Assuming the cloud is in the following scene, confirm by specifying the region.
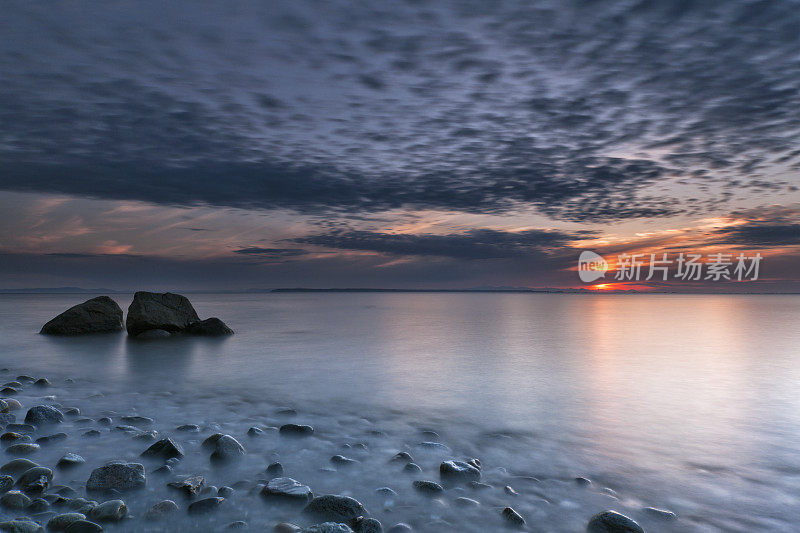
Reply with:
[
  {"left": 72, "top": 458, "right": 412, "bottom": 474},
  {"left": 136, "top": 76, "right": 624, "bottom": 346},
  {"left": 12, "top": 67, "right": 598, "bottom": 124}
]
[
  {"left": 714, "top": 224, "right": 800, "bottom": 247},
  {"left": 233, "top": 247, "right": 309, "bottom": 258},
  {"left": 0, "top": 0, "right": 798, "bottom": 223},
  {"left": 292, "top": 228, "right": 593, "bottom": 259}
]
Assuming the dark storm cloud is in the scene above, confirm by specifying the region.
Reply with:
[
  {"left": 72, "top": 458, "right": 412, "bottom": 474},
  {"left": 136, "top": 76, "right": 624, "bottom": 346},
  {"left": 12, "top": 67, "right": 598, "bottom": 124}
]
[
  {"left": 292, "top": 228, "right": 593, "bottom": 259},
  {"left": 713, "top": 224, "right": 800, "bottom": 247},
  {"left": 233, "top": 247, "right": 309, "bottom": 258},
  {"left": 0, "top": 0, "right": 798, "bottom": 222}
]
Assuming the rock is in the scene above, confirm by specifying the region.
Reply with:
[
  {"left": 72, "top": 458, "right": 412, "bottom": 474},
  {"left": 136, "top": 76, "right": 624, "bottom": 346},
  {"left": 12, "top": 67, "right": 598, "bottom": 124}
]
[
  {"left": 0, "top": 388, "right": 18, "bottom": 396},
  {"left": 390, "top": 452, "right": 412, "bottom": 463},
  {"left": 642, "top": 507, "right": 676, "bottom": 520},
  {"left": 247, "top": 427, "right": 263, "bottom": 436},
  {"left": 575, "top": 477, "right": 592, "bottom": 486},
  {"left": 0, "top": 476, "right": 12, "bottom": 493},
  {"left": 134, "top": 329, "right": 172, "bottom": 339},
  {"left": 141, "top": 438, "right": 183, "bottom": 460},
  {"left": 184, "top": 317, "right": 234, "bottom": 336},
  {"left": 0, "top": 433, "right": 29, "bottom": 443},
  {"left": 57, "top": 453, "right": 86, "bottom": 469},
  {"left": 502, "top": 507, "right": 525, "bottom": 526},
  {"left": 40, "top": 296, "right": 124, "bottom": 335},
  {"left": 225, "top": 521, "right": 248, "bottom": 529},
  {"left": 24, "top": 405, "right": 64, "bottom": 425},
  {"left": 5, "top": 443, "right": 39, "bottom": 456},
  {"left": 386, "top": 525, "right": 412, "bottom": 533},
  {"left": 88, "top": 499, "right": 127, "bottom": 522},
  {"left": 586, "top": 510, "right": 645, "bottom": 533},
  {"left": 330, "top": 455, "right": 358, "bottom": 467},
  {"left": 47, "top": 513, "right": 86, "bottom": 531},
  {"left": 261, "top": 477, "right": 313, "bottom": 501},
  {"left": 64, "top": 407, "right": 80, "bottom": 415},
  {"left": 504, "top": 485, "right": 518, "bottom": 495},
  {"left": 64, "top": 520, "right": 103, "bottom": 533},
  {"left": 266, "top": 462, "right": 284, "bottom": 478},
  {"left": 350, "top": 517, "right": 383, "bottom": 533},
  {"left": 279, "top": 424, "right": 314, "bottom": 437},
  {"left": 468, "top": 481, "right": 492, "bottom": 490},
  {"left": 275, "top": 524, "right": 302, "bottom": 533},
  {"left": 0, "top": 459, "right": 38, "bottom": 476},
  {"left": 302, "top": 524, "right": 353, "bottom": 533},
  {"left": 27, "top": 496, "right": 50, "bottom": 512},
  {"left": 439, "top": 460, "right": 480, "bottom": 483},
  {"left": 454, "top": 497, "right": 480, "bottom": 507},
  {"left": 152, "top": 465, "right": 172, "bottom": 475},
  {"left": 412, "top": 480, "right": 443, "bottom": 495},
  {"left": 16, "top": 466, "right": 53, "bottom": 494},
  {"left": 168, "top": 474, "right": 205, "bottom": 497},
  {"left": 210, "top": 435, "right": 245, "bottom": 462},
  {"left": 176, "top": 424, "right": 200, "bottom": 433},
  {"left": 0, "top": 400, "right": 8, "bottom": 414},
  {"left": 144, "top": 499, "right": 179, "bottom": 520},
  {"left": 131, "top": 429, "right": 158, "bottom": 441},
  {"left": 304, "top": 495, "right": 367, "bottom": 523},
  {"left": 120, "top": 415, "right": 154, "bottom": 426},
  {"left": 97, "top": 417, "right": 112, "bottom": 426},
  {"left": 35, "top": 432, "right": 68, "bottom": 445},
  {"left": 6, "top": 423, "right": 34, "bottom": 433},
  {"left": 0, "top": 489, "right": 31, "bottom": 508},
  {"left": 218, "top": 486, "right": 235, "bottom": 498},
  {"left": 402, "top": 463, "right": 421, "bottom": 473},
  {"left": 86, "top": 462, "right": 146, "bottom": 492},
  {"left": 201, "top": 433, "right": 224, "bottom": 450},
  {"left": 125, "top": 291, "right": 200, "bottom": 336},
  {"left": 34, "top": 378, "right": 50, "bottom": 387},
  {"left": 3, "top": 400, "right": 21, "bottom": 411},
  {"left": 0, "top": 520, "right": 44, "bottom": 533},
  {"left": 67, "top": 497, "right": 97, "bottom": 513},
  {"left": 187, "top": 497, "right": 224, "bottom": 514},
  {"left": 54, "top": 485, "right": 79, "bottom": 497},
  {"left": 374, "top": 487, "right": 396, "bottom": 497},
  {"left": 83, "top": 430, "right": 102, "bottom": 438},
  {"left": 417, "top": 442, "right": 450, "bottom": 451}
]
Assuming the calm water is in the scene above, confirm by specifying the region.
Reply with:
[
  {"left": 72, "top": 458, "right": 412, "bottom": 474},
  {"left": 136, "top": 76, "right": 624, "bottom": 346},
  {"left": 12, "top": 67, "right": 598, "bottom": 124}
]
[{"left": 0, "top": 292, "right": 799, "bottom": 531}]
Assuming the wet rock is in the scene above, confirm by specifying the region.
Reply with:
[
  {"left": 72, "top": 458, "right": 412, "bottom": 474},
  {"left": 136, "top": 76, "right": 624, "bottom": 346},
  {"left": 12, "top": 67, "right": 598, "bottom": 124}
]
[
  {"left": 261, "top": 477, "right": 312, "bottom": 501},
  {"left": 176, "top": 424, "right": 200, "bottom": 433},
  {"left": 3, "top": 400, "right": 21, "bottom": 411},
  {"left": 642, "top": 507, "right": 676, "bottom": 521},
  {"left": 44, "top": 493, "right": 68, "bottom": 506},
  {"left": 120, "top": 415, "right": 154, "bottom": 426},
  {"left": 417, "top": 442, "right": 450, "bottom": 452},
  {"left": 210, "top": 435, "right": 246, "bottom": 462},
  {"left": 586, "top": 510, "right": 645, "bottom": 533},
  {"left": 96, "top": 418, "right": 112, "bottom": 426},
  {"left": 131, "top": 429, "right": 158, "bottom": 442},
  {"left": 54, "top": 486, "right": 79, "bottom": 498},
  {"left": 225, "top": 521, "right": 248, "bottom": 529},
  {"left": 5, "top": 443, "right": 39, "bottom": 456},
  {"left": 453, "top": 497, "right": 480, "bottom": 507},
  {"left": 141, "top": 438, "right": 184, "bottom": 460},
  {"left": 35, "top": 432, "right": 67, "bottom": 445},
  {"left": 0, "top": 520, "right": 44, "bottom": 533},
  {"left": 390, "top": 452, "right": 412, "bottom": 463},
  {"left": 82, "top": 430, "right": 101, "bottom": 438},
  {"left": 40, "top": 296, "right": 124, "bottom": 335},
  {"left": 330, "top": 455, "right": 358, "bottom": 467},
  {"left": 0, "top": 388, "right": 18, "bottom": 396},
  {"left": 57, "top": 453, "right": 86, "bottom": 469},
  {"left": 0, "top": 476, "right": 12, "bottom": 493},
  {"left": 0, "top": 433, "right": 29, "bottom": 443},
  {"left": 126, "top": 291, "right": 201, "bottom": 336},
  {"left": 247, "top": 427, "right": 263, "bottom": 437},
  {"left": 385, "top": 525, "right": 412, "bottom": 533},
  {"left": 302, "top": 524, "right": 353, "bottom": 533},
  {"left": 168, "top": 474, "right": 205, "bottom": 497},
  {"left": 201, "top": 433, "right": 224, "bottom": 450},
  {"left": 184, "top": 317, "right": 234, "bottom": 336},
  {"left": 280, "top": 424, "right": 314, "bottom": 437},
  {"left": 34, "top": 378, "right": 50, "bottom": 387},
  {"left": 0, "top": 489, "right": 31, "bottom": 508},
  {"left": 575, "top": 477, "right": 592, "bottom": 486},
  {"left": 88, "top": 499, "right": 127, "bottom": 522},
  {"left": 64, "top": 407, "right": 80, "bottom": 416},
  {"left": 0, "top": 400, "right": 8, "bottom": 414},
  {"left": 187, "top": 497, "right": 224, "bottom": 514},
  {"left": 374, "top": 487, "right": 397, "bottom": 497},
  {"left": 504, "top": 485, "right": 518, "bottom": 495},
  {"left": 86, "top": 462, "right": 146, "bottom": 492},
  {"left": 412, "top": 480, "right": 443, "bottom": 495},
  {"left": 468, "top": 481, "right": 492, "bottom": 490},
  {"left": 402, "top": 463, "right": 421, "bottom": 473},
  {"left": 502, "top": 507, "right": 525, "bottom": 527},
  {"left": 304, "top": 495, "right": 367, "bottom": 523},
  {"left": 275, "top": 524, "right": 302, "bottom": 533},
  {"left": 350, "top": 517, "right": 382, "bottom": 533},
  {"left": 144, "top": 499, "right": 178, "bottom": 520},
  {"left": 28, "top": 496, "right": 50, "bottom": 512},
  {"left": 152, "top": 465, "right": 172, "bottom": 475},
  {"left": 25, "top": 406, "right": 63, "bottom": 425},
  {"left": 218, "top": 486, "right": 235, "bottom": 498},
  {"left": 266, "top": 462, "right": 284, "bottom": 478},
  {"left": 16, "top": 466, "right": 53, "bottom": 494},
  {"left": 67, "top": 497, "right": 98, "bottom": 515},
  {"left": 439, "top": 460, "right": 481, "bottom": 483},
  {"left": 47, "top": 513, "right": 86, "bottom": 531},
  {"left": 1, "top": 459, "right": 38, "bottom": 476},
  {"left": 64, "top": 520, "right": 103, "bottom": 533}
]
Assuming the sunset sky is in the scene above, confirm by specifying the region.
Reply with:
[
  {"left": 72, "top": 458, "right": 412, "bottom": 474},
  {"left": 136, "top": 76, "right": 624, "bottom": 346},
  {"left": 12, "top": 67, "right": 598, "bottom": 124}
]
[{"left": 1, "top": 1, "right": 798, "bottom": 291}]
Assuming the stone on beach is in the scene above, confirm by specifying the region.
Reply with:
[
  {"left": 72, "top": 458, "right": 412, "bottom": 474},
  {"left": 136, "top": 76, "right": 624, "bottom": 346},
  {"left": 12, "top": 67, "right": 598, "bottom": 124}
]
[
  {"left": 280, "top": 424, "right": 314, "bottom": 437},
  {"left": 144, "top": 499, "right": 179, "bottom": 520},
  {"left": 88, "top": 499, "right": 128, "bottom": 522},
  {"left": 125, "top": 291, "right": 200, "bottom": 336},
  {"left": 63, "top": 520, "right": 103, "bottom": 532},
  {"left": 642, "top": 507, "right": 676, "bottom": 520},
  {"left": 261, "top": 477, "right": 313, "bottom": 500},
  {"left": 5, "top": 442, "right": 39, "bottom": 456},
  {"left": 86, "top": 462, "right": 146, "bottom": 492},
  {"left": 0, "top": 489, "right": 31, "bottom": 508},
  {"left": 439, "top": 460, "right": 481, "bottom": 483},
  {"left": 304, "top": 494, "right": 367, "bottom": 523},
  {"left": 40, "top": 296, "right": 124, "bottom": 336},
  {"left": 501, "top": 507, "right": 526, "bottom": 527},
  {"left": 586, "top": 510, "right": 645, "bottom": 533},
  {"left": 141, "top": 438, "right": 184, "bottom": 460},
  {"left": 0, "top": 459, "right": 38, "bottom": 476},
  {"left": 187, "top": 496, "right": 225, "bottom": 514},
  {"left": 184, "top": 317, "right": 234, "bottom": 336},
  {"left": 47, "top": 513, "right": 86, "bottom": 531},
  {"left": 0, "top": 520, "right": 44, "bottom": 533},
  {"left": 57, "top": 453, "right": 86, "bottom": 469},
  {"left": 412, "top": 480, "right": 443, "bottom": 495},
  {"left": 25, "top": 405, "right": 64, "bottom": 425},
  {"left": 210, "top": 434, "right": 246, "bottom": 462},
  {"left": 168, "top": 474, "right": 205, "bottom": 497},
  {"left": 16, "top": 465, "right": 53, "bottom": 494},
  {"left": 302, "top": 524, "right": 353, "bottom": 533}
]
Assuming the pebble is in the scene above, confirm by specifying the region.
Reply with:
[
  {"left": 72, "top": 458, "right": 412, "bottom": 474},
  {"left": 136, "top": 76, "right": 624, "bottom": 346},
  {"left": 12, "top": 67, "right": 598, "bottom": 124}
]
[
  {"left": 439, "top": 460, "right": 481, "bottom": 483},
  {"left": 642, "top": 506, "right": 677, "bottom": 520},
  {"left": 57, "top": 453, "right": 86, "bottom": 469},
  {"left": 247, "top": 427, "right": 263, "bottom": 436},
  {"left": 144, "top": 499, "right": 179, "bottom": 520},
  {"left": 218, "top": 486, "right": 235, "bottom": 498},
  {"left": 34, "top": 378, "right": 50, "bottom": 387},
  {"left": 47, "top": 513, "right": 87, "bottom": 531},
  {"left": 303, "top": 494, "right": 367, "bottom": 523},
  {"left": 261, "top": 477, "right": 313, "bottom": 500},
  {"left": 64, "top": 407, "right": 81, "bottom": 416},
  {"left": 176, "top": 424, "right": 200, "bottom": 432},
  {"left": 504, "top": 485, "right": 518, "bottom": 495},
  {"left": 24, "top": 405, "right": 64, "bottom": 425},
  {"left": 4, "top": 399, "right": 22, "bottom": 411},
  {"left": 275, "top": 523, "right": 302, "bottom": 533},
  {"left": 1, "top": 458, "right": 38, "bottom": 475},
  {"left": 86, "top": 462, "right": 146, "bottom": 492},
  {"left": 454, "top": 496, "right": 480, "bottom": 507},
  {"left": 575, "top": 477, "right": 592, "bottom": 486},
  {"left": 141, "top": 438, "right": 184, "bottom": 460},
  {"left": 16, "top": 465, "right": 53, "bottom": 494},
  {"left": 6, "top": 424, "right": 35, "bottom": 433},
  {"left": 350, "top": 517, "right": 383, "bottom": 533},
  {"left": 0, "top": 433, "right": 30, "bottom": 443},
  {"left": 417, "top": 442, "right": 450, "bottom": 451},
  {"left": 5, "top": 443, "right": 40, "bottom": 456},
  {"left": 501, "top": 507, "right": 526, "bottom": 527},
  {"left": 64, "top": 520, "right": 103, "bottom": 532},
  {"left": 586, "top": 510, "right": 645, "bottom": 533},
  {"left": 412, "top": 480, "right": 443, "bottom": 495},
  {"left": 0, "top": 489, "right": 32, "bottom": 508},
  {"left": 82, "top": 430, "right": 102, "bottom": 438},
  {"left": 386, "top": 525, "right": 412, "bottom": 533},
  {"left": 390, "top": 452, "right": 412, "bottom": 463},
  {"left": 279, "top": 424, "right": 314, "bottom": 437},
  {"left": 266, "top": 462, "right": 284, "bottom": 478},
  {"left": 302, "top": 524, "right": 353, "bottom": 533},
  {"left": 168, "top": 474, "right": 205, "bottom": 497},
  {"left": 0, "top": 520, "right": 44, "bottom": 533},
  {"left": 120, "top": 415, "right": 154, "bottom": 426},
  {"left": 225, "top": 521, "right": 248, "bottom": 529},
  {"left": 187, "top": 496, "right": 225, "bottom": 514},
  {"left": 35, "top": 432, "right": 68, "bottom": 445},
  {"left": 88, "top": 499, "right": 128, "bottom": 522},
  {"left": 210, "top": 435, "right": 246, "bottom": 462},
  {"left": 96, "top": 418, "right": 112, "bottom": 426},
  {"left": 0, "top": 475, "right": 12, "bottom": 492},
  {"left": 331, "top": 455, "right": 359, "bottom": 467},
  {"left": 402, "top": 463, "right": 421, "bottom": 473}
]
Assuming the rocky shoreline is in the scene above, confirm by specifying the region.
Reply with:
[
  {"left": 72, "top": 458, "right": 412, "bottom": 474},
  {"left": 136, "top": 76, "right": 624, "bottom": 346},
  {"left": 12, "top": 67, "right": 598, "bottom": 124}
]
[{"left": 0, "top": 367, "right": 682, "bottom": 532}]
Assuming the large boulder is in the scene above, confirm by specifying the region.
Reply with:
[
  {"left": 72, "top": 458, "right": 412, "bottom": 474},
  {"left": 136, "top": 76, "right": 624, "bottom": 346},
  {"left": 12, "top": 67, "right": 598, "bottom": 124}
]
[
  {"left": 86, "top": 462, "right": 146, "bottom": 492},
  {"left": 40, "top": 296, "right": 123, "bottom": 335},
  {"left": 126, "top": 292, "right": 200, "bottom": 336}
]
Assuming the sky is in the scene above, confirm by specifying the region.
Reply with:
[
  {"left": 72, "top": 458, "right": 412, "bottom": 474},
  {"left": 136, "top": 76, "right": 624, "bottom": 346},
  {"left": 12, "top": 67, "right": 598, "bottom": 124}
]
[{"left": 1, "top": 0, "right": 799, "bottom": 292}]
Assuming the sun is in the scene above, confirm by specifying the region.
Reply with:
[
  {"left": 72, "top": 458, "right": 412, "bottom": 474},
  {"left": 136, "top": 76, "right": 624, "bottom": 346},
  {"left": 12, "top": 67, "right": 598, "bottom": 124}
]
[{"left": 593, "top": 283, "right": 611, "bottom": 290}]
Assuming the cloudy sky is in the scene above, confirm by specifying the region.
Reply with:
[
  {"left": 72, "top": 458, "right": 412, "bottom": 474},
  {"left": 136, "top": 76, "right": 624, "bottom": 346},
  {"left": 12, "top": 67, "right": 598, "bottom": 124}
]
[{"left": 1, "top": 0, "right": 798, "bottom": 291}]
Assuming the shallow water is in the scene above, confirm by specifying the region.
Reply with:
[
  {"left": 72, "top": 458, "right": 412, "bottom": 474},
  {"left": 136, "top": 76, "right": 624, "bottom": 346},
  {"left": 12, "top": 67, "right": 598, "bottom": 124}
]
[{"left": 0, "top": 293, "right": 798, "bottom": 531}]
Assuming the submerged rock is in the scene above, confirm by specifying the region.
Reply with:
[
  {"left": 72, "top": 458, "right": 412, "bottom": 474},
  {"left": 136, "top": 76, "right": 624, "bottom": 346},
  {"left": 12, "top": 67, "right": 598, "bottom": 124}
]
[
  {"left": 350, "top": 517, "right": 383, "bottom": 533},
  {"left": 304, "top": 494, "right": 367, "bottom": 523},
  {"left": 642, "top": 507, "right": 676, "bottom": 520},
  {"left": 261, "top": 477, "right": 313, "bottom": 501},
  {"left": 40, "top": 296, "right": 124, "bottom": 335},
  {"left": 86, "top": 462, "right": 146, "bottom": 492},
  {"left": 125, "top": 292, "right": 200, "bottom": 336},
  {"left": 184, "top": 317, "right": 234, "bottom": 336},
  {"left": 586, "top": 510, "right": 645, "bottom": 533},
  {"left": 5, "top": 443, "right": 39, "bottom": 456},
  {"left": 187, "top": 497, "right": 224, "bottom": 514},
  {"left": 1, "top": 459, "right": 38, "bottom": 476}
]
